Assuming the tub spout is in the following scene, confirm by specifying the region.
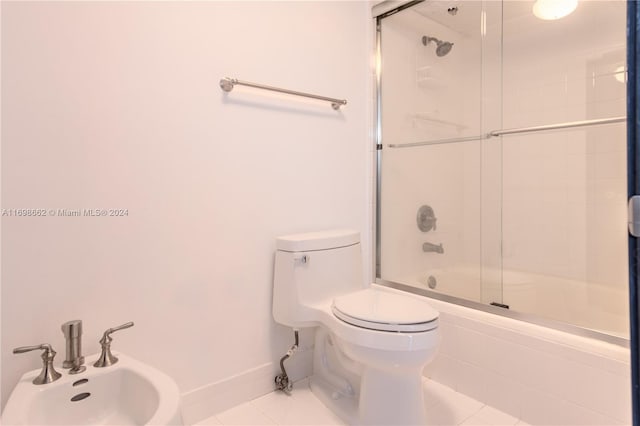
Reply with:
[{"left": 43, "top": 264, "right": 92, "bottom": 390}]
[{"left": 423, "top": 242, "right": 444, "bottom": 254}]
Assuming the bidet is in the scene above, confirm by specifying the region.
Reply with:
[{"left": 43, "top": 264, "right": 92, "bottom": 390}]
[{"left": 2, "top": 352, "right": 183, "bottom": 425}]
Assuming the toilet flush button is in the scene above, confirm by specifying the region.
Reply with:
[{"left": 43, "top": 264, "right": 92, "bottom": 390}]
[{"left": 294, "top": 254, "right": 309, "bottom": 265}]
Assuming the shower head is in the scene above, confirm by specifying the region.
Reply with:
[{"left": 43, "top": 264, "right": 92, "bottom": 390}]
[{"left": 422, "top": 35, "right": 454, "bottom": 57}]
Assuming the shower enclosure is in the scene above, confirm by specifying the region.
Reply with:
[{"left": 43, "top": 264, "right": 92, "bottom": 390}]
[{"left": 375, "top": 0, "right": 629, "bottom": 342}]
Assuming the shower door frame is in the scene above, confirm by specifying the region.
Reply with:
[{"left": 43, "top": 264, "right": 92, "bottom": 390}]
[
  {"left": 627, "top": 1, "right": 639, "bottom": 423},
  {"left": 373, "top": 0, "right": 630, "bottom": 348}
]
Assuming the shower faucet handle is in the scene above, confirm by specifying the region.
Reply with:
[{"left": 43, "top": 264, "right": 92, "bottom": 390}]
[
  {"left": 93, "top": 321, "right": 134, "bottom": 368},
  {"left": 417, "top": 205, "right": 437, "bottom": 232}
]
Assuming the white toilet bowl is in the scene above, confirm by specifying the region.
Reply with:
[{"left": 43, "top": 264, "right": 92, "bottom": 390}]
[
  {"left": 272, "top": 230, "right": 441, "bottom": 425},
  {"left": 308, "top": 287, "right": 440, "bottom": 425}
]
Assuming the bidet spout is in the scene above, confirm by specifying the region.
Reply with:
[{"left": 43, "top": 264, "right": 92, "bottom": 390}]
[{"left": 61, "top": 320, "right": 86, "bottom": 374}]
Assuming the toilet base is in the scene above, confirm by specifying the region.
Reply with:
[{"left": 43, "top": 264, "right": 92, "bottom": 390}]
[
  {"left": 359, "top": 367, "right": 426, "bottom": 425},
  {"left": 310, "top": 370, "right": 427, "bottom": 426},
  {"left": 309, "top": 327, "right": 430, "bottom": 426},
  {"left": 310, "top": 376, "right": 358, "bottom": 425}
]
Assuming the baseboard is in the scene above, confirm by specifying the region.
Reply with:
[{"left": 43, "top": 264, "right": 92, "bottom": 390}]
[{"left": 180, "top": 362, "right": 278, "bottom": 425}]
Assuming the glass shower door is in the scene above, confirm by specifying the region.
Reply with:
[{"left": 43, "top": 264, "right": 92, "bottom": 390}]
[
  {"left": 377, "top": 0, "right": 630, "bottom": 342},
  {"left": 499, "top": 0, "right": 628, "bottom": 338},
  {"left": 378, "top": 1, "right": 495, "bottom": 304}
]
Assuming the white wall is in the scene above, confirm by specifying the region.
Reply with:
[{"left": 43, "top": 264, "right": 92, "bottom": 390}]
[{"left": 0, "top": 0, "right": 372, "bottom": 414}]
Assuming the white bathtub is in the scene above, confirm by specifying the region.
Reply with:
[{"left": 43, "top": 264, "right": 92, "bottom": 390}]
[{"left": 394, "top": 266, "right": 629, "bottom": 338}]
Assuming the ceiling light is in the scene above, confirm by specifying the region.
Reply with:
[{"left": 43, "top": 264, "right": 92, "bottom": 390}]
[
  {"left": 614, "top": 66, "right": 627, "bottom": 84},
  {"left": 533, "top": 0, "right": 578, "bottom": 20}
]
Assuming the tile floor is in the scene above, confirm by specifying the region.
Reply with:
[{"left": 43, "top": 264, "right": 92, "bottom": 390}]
[{"left": 195, "top": 378, "right": 531, "bottom": 426}]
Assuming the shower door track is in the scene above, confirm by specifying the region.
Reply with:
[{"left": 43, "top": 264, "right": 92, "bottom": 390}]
[{"left": 387, "top": 115, "right": 626, "bottom": 149}]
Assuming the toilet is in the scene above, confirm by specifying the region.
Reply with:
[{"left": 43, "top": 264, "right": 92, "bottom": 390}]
[{"left": 273, "top": 229, "right": 440, "bottom": 425}]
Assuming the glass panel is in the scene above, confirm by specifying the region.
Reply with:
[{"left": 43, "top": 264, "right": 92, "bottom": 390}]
[
  {"left": 377, "top": 0, "right": 629, "bottom": 340},
  {"left": 379, "top": 1, "right": 487, "bottom": 302},
  {"left": 500, "top": 0, "right": 628, "bottom": 338}
]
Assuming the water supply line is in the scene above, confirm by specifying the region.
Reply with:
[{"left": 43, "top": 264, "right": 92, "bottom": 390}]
[{"left": 275, "top": 329, "right": 299, "bottom": 394}]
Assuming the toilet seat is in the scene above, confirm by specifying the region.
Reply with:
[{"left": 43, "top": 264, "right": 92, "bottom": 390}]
[{"left": 332, "top": 289, "right": 439, "bottom": 333}]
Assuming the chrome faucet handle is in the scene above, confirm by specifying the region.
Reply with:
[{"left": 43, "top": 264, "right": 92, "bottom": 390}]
[
  {"left": 13, "top": 344, "right": 62, "bottom": 385},
  {"left": 93, "top": 322, "right": 134, "bottom": 368}
]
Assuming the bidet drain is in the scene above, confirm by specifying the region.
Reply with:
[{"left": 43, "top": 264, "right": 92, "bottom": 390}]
[
  {"left": 70, "top": 392, "right": 91, "bottom": 402},
  {"left": 427, "top": 275, "right": 437, "bottom": 289}
]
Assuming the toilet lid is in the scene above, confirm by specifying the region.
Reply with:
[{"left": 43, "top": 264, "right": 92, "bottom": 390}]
[{"left": 332, "top": 289, "right": 439, "bottom": 333}]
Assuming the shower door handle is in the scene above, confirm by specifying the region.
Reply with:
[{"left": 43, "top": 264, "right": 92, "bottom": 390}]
[{"left": 629, "top": 196, "right": 640, "bottom": 237}]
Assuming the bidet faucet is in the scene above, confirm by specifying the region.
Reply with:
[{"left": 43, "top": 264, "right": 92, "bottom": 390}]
[
  {"left": 61, "top": 320, "right": 86, "bottom": 374},
  {"left": 423, "top": 242, "right": 444, "bottom": 254},
  {"left": 13, "top": 344, "right": 62, "bottom": 385},
  {"left": 94, "top": 321, "right": 134, "bottom": 368}
]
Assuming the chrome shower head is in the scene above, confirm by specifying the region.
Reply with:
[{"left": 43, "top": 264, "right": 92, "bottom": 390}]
[
  {"left": 422, "top": 35, "right": 454, "bottom": 57},
  {"left": 436, "top": 41, "right": 454, "bottom": 57}
]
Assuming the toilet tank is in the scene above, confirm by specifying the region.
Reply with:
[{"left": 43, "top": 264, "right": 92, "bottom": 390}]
[{"left": 273, "top": 229, "right": 364, "bottom": 328}]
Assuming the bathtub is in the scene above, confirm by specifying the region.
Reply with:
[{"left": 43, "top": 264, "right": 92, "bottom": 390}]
[{"left": 393, "top": 266, "right": 629, "bottom": 339}]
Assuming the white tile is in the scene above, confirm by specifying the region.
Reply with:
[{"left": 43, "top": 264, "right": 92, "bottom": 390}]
[
  {"left": 194, "top": 414, "right": 223, "bottom": 425},
  {"left": 215, "top": 401, "right": 277, "bottom": 426},
  {"left": 480, "top": 371, "right": 524, "bottom": 420},
  {"left": 249, "top": 389, "right": 298, "bottom": 424},
  {"left": 426, "top": 401, "right": 483, "bottom": 426},
  {"left": 277, "top": 385, "right": 346, "bottom": 425},
  {"left": 425, "top": 353, "right": 459, "bottom": 390},
  {"left": 482, "top": 337, "right": 530, "bottom": 382},
  {"left": 438, "top": 318, "right": 459, "bottom": 356},
  {"left": 519, "top": 386, "right": 613, "bottom": 426},
  {"left": 461, "top": 406, "right": 519, "bottom": 426},
  {"left": 206, "top": 377, "right": 520, "bottom": 426},
  {"left": 601, "top": 359, "right": 631, "bottom": 377},
  {"left": 452, "top": 326, "right": 489, "bottom": 367},
  {"left": 423, "top": 377, "right": 459, "bottom": 409},
  {"left": 455, "top": 361, "right": 486, "bottom": 403},
  {"left": 426, "top": 388, "right": 484, "bottom": 426},
  {"left": 245, "top": 379, "right": 346, "bottom": 426}
]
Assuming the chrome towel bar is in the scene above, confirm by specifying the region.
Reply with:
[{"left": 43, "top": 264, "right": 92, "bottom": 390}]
[{"left": 219, "top": 77, "right": 347, "bottom": 110}]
